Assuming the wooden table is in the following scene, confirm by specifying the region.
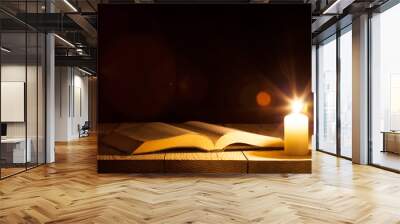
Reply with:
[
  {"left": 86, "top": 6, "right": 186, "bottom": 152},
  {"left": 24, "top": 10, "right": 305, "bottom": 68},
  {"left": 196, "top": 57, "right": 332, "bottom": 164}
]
[
  {"left": 1, "top": 138, "right": 32, "bottom": 164},
  {"left": 381, "top": 131, "right": 400, "bottom": 154},
  {"left": 97, "top": 149, "right": 312, "bottom": 174}
]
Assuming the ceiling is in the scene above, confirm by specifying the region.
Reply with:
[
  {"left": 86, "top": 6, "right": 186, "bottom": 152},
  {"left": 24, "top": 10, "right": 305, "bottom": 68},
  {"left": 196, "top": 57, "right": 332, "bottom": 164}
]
[{"left": 0, "top": 0, "right": 389, "bottom": 73}]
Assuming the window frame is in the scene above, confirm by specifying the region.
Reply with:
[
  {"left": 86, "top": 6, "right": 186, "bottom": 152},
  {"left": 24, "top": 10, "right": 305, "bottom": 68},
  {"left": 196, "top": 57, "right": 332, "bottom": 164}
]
[{"left": 315, "top": 24, "right": 353, "bottom": 160}]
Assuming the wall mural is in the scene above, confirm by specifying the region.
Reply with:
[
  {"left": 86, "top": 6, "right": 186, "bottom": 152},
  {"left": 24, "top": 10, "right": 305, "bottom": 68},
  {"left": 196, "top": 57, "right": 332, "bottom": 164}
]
[{"left": 97, "top": 4, "right": 312, "bottom": 172}]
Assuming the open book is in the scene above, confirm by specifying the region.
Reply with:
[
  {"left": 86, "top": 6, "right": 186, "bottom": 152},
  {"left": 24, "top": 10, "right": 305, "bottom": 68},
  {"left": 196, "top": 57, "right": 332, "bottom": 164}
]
[{"left": 101, "top": 121, "right": 283, "bottom": 154}]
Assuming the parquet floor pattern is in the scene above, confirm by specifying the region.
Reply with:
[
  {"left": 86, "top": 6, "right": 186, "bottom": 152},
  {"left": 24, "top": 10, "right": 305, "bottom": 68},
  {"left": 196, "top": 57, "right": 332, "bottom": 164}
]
[{"left": 1, "top": 136, "right": 400, "bottom": 223}]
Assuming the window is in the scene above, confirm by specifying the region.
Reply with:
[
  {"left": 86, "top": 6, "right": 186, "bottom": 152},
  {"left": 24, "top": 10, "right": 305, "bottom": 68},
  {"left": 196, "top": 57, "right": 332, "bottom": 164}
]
[
  {"left": 339, "top": 28, "right": 352, "bottom": 158},
  {"left": 0, "top": 1, "right": 47, "bottom": 179},
  {"left": 370, "top": 3, "right": 400, "bottom": 171},
  {"left": 316, "top": 25, "right": 353, "bottom": 159},
  {"left": 317, "top": 36, "right": 337, "bottom": 154},
  {"left": 1, "top": 29, "right": 28, "bottom": 178}
]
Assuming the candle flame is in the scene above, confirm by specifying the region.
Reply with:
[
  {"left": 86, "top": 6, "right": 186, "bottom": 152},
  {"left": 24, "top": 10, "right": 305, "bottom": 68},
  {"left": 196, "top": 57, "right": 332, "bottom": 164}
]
[{"left": 291, "top": 100, "right": 304, "bottom": 114}]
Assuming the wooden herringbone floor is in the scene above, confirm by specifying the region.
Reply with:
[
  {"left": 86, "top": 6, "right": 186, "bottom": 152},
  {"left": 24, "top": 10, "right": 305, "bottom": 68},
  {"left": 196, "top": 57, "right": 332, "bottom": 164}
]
[{"left": 1, "top": 136, "right": 400, "bottom": 224}]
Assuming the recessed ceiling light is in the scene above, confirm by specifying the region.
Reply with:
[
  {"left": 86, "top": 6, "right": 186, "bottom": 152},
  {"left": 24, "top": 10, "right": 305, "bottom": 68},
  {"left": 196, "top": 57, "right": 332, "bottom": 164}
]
[
  {"left": 77, "top": 67, "right": 94, "bottom": 76},
  {"left": 1, "top": 47, "right": 11, "bottom": 53},
  {"left": 54, "top": 34, "right": 75, "bottom": 48},
  {"left": 322, "top": 0, "right": 354, "bottom": 15},
  {"left": 63, "top": 0, "right": 78, "bottom": 12}
]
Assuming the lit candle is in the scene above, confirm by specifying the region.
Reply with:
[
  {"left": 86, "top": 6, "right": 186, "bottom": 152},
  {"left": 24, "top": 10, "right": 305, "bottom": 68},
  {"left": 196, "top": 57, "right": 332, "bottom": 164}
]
[{"left": 284, "top": 100, "right": 309, "bottom": 156}]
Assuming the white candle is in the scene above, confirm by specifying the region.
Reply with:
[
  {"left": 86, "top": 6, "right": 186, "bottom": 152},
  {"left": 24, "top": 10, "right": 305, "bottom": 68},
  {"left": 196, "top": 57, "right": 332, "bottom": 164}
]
[{"left": 284, "top": 101, "right": 309, "bottom": 156}]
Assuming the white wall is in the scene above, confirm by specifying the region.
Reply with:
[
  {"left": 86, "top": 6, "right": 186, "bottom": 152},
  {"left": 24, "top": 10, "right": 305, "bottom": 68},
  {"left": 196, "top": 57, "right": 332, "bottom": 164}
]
[
  {"left": 1, "top": 63, "right": 46, "bottom": 164},
  {"left": 55, "top": 66, "right": 71, "bottom": 141},
  {"left": 1, "top": 64, "right": 26, "bottom": 125},
  {"left": 1, "top": 65, "right": 26, "bottom": 140},
  {"left": 1, "top": 65, "right": 41, "bottom": 138},
  {"left": 55, "top": 66, "right": 89, "bottom": 141},
  {"left": 73, "top": 73, "right": 89, "bottom": 137}
]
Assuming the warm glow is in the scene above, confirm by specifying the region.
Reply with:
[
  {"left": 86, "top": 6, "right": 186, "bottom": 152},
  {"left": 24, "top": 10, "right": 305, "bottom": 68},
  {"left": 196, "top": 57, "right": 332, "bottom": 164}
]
[
  {"left": 285, "top": 100, "right": 309, "bottom": 156},
  {"left": 291, "top": 100, "right": 304, "bottom": 113},
  {"left": 256, "top": 91, "right": 272, "bottom": 107},
  {"left": 284, "top": 112, "right": 309, "bottom": 156}
]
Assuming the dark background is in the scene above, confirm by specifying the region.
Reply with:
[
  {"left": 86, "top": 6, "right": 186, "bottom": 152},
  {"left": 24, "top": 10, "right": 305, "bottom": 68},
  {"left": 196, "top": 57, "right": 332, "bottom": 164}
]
[{"left": 98, "top": 4, "right": 312, "bottom": 124}]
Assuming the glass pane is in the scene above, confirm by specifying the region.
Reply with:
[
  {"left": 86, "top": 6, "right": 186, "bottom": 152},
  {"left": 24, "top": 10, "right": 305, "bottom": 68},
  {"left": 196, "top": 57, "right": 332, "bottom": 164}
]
[
  {"left": 0, "top": 1, "right": 46, "bottom": 178},
  {"left": 27, "top": 31, "right": 38, "bottom": 169},
  {"left": 371, "top": 4, "right": 400, "bottom": 171},
  {"left": 38, "top": 32, "right": 46, "bottom": 165},
  {"left": 317, "top": 36, "right": 337, "bottom": 154},
  {"left": 339, "top": 29, "right": 352, "bottom": 158},
  {"left": 1, "top": 31, "right": 28, "bottom": 177},
  {"left": 26, "top": 0, "right": 39, "bottom": 169}
]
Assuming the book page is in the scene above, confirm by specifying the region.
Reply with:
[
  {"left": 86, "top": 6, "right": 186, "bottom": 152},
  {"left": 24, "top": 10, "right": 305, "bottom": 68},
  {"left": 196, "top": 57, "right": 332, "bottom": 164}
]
[
  {"left": 176, "top": 121, "right": 236, "bottom": 144},
  {"left": 181, "top": 121, "right": 283, "bottom": 149},
  {"left": 102, "top": 122, "right": 214, "bottom": 154}
]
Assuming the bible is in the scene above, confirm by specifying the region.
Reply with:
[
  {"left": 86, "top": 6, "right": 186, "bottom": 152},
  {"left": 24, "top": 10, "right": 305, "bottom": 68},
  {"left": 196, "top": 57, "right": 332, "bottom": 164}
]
[{"left": 101, "top": 121, "right": 283, "bottom": 155}]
